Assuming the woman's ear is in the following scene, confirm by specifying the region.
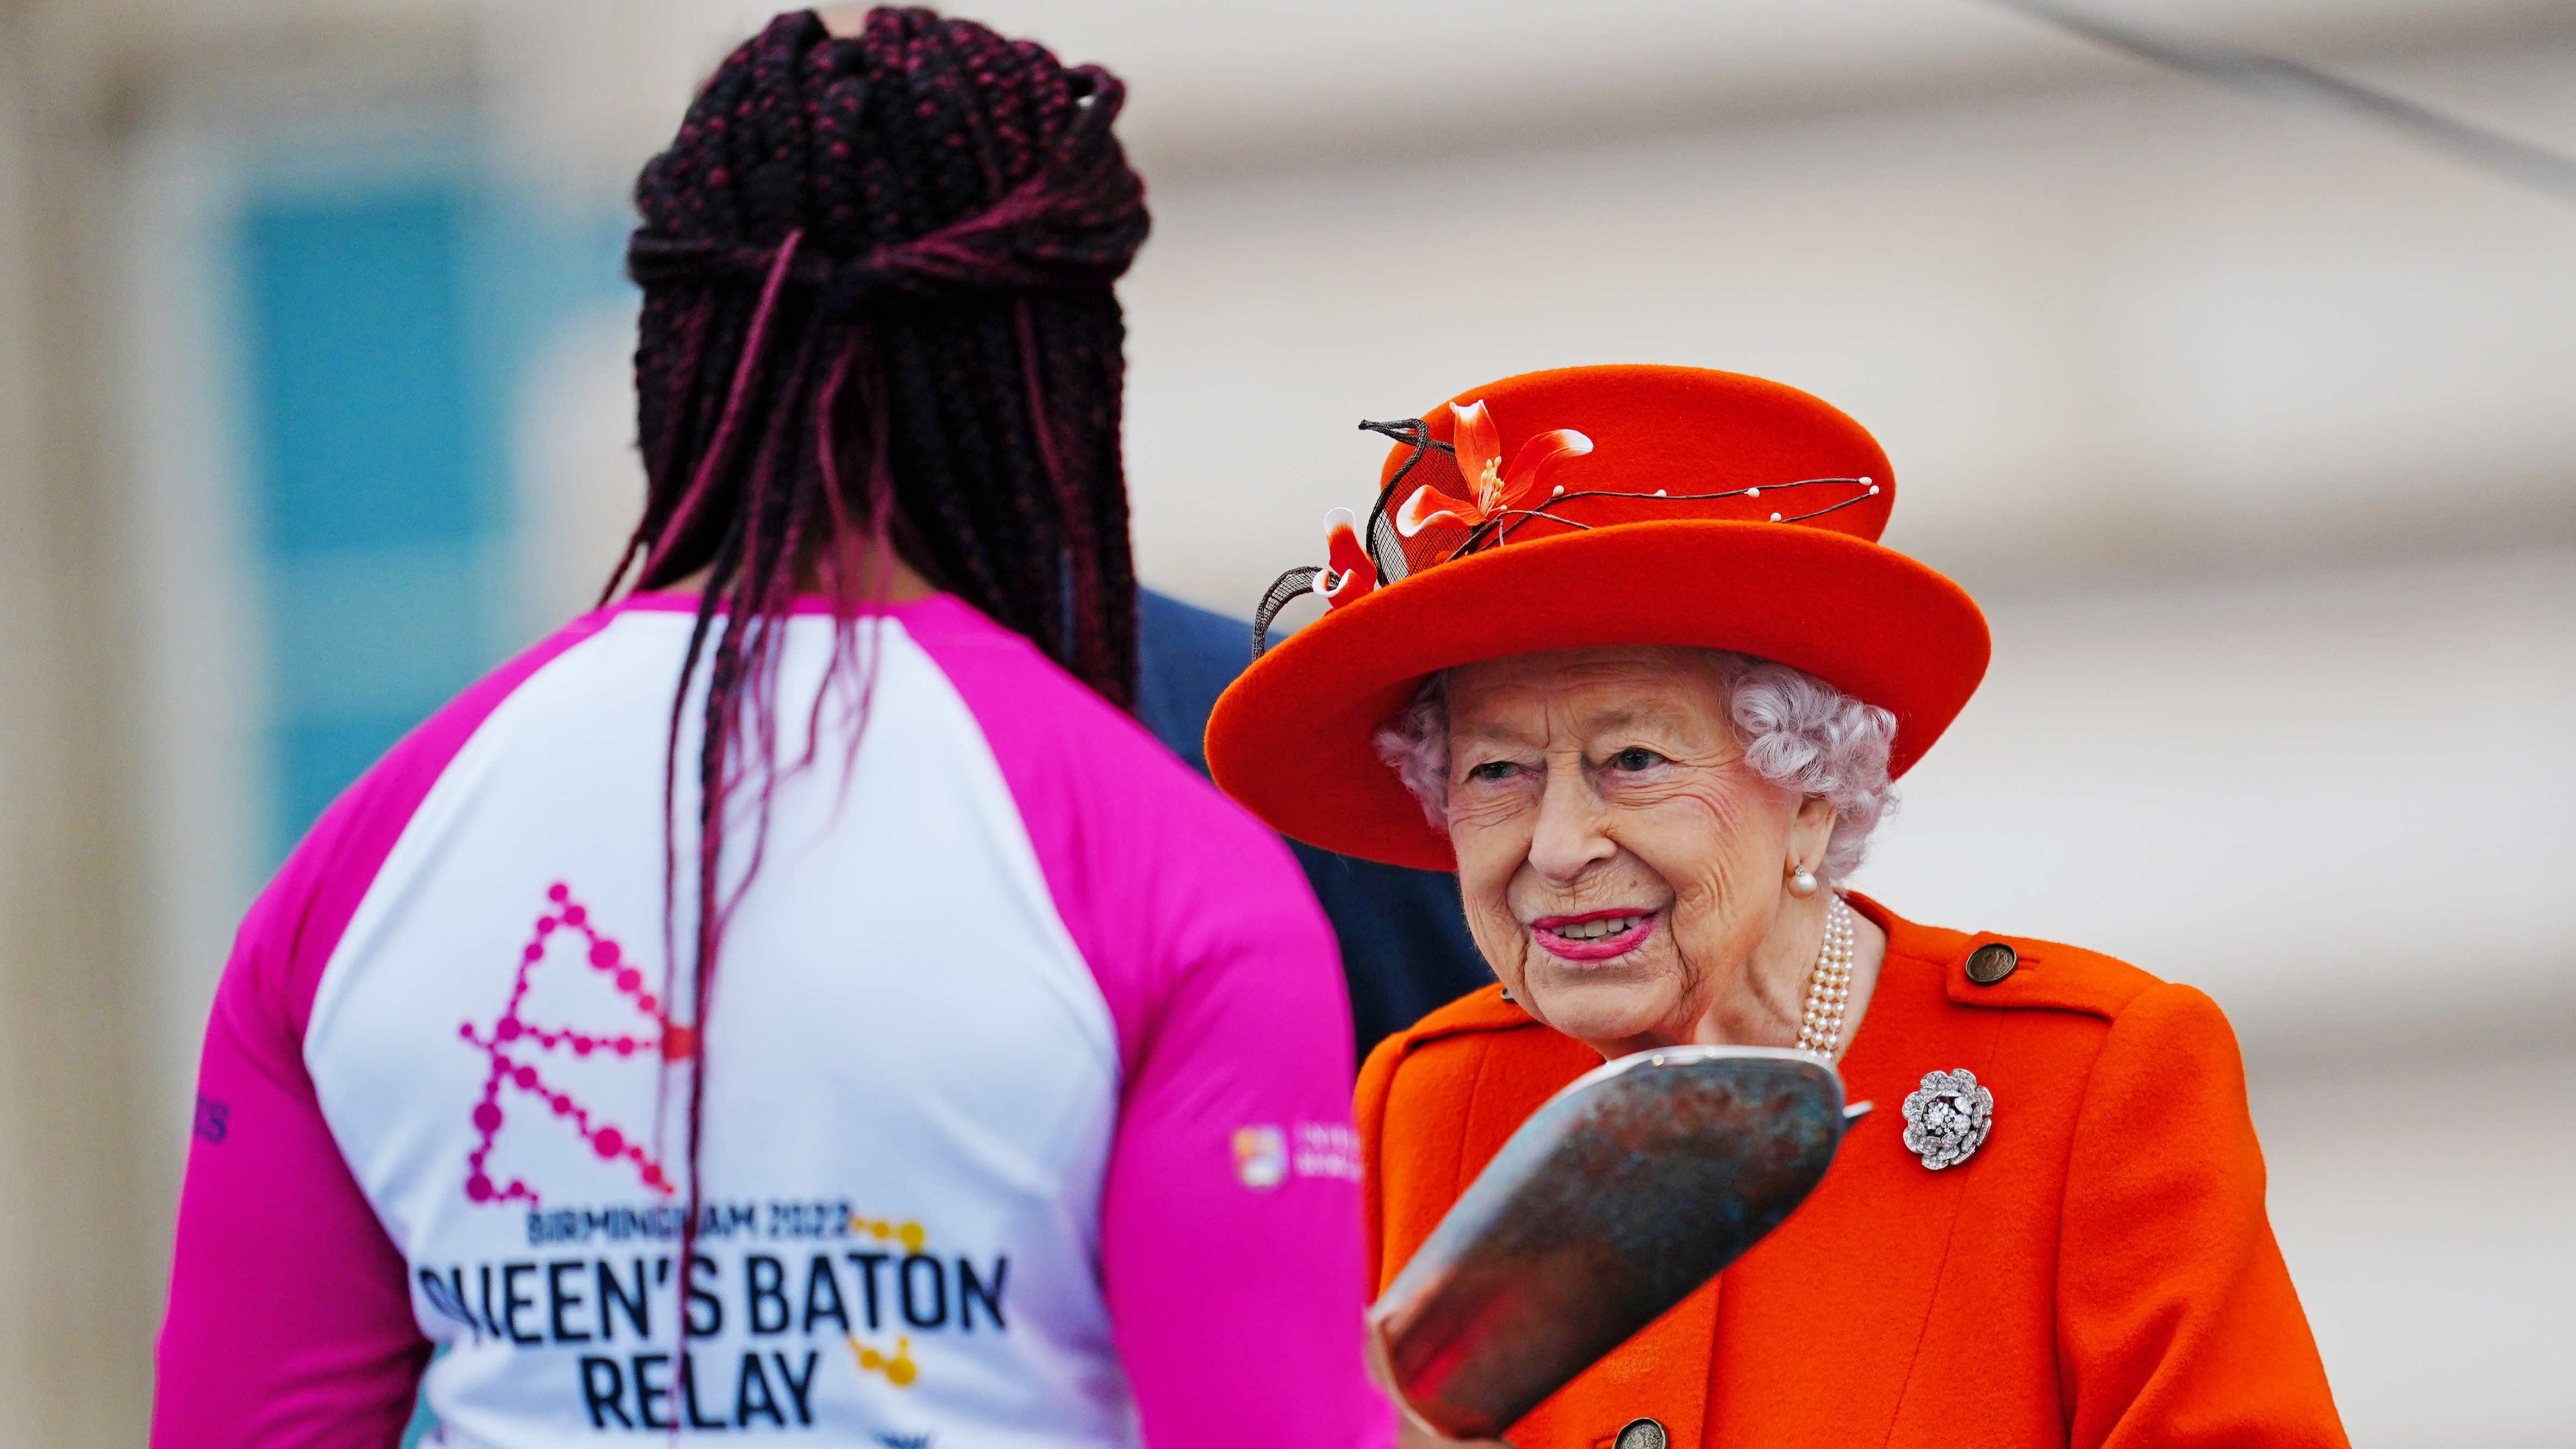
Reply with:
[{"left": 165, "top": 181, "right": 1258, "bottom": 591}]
[{"left": 1789, "top": 795, "right": 1837, "bottom": 874}]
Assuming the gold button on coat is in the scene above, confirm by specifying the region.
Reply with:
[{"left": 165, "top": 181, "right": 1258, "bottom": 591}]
[
  {"left": 1614, "top": 1419, "right": 1669, "bottom": 1449},
  {"left": 1965, "top": 942, "right": 2017, "bottom": 985}
]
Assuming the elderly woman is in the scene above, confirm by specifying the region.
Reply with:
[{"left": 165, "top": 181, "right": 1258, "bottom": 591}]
[{"left": 1207, "top": 366, "right": 2347, "bottom": 1449}]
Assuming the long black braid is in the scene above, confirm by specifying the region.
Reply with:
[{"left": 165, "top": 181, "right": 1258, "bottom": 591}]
[{"left": 602, "top": 6, "right": 1148, "bottom": 1359}]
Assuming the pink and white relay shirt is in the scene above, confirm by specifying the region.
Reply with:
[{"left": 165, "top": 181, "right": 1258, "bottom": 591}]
[{"left": 155, "top": 594, "right": 1390, "bottom": 1449}]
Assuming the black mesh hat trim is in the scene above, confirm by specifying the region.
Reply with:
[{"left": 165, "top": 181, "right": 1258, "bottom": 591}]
[
  {"left": 1251, "top": 566, "right": 1324, "bottom": 658},
  {"left": 1355, "top": 419, "right": 1454, "bottom": 584}
]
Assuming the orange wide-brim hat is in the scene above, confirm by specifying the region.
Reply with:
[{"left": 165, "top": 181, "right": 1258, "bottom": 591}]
[{"left": 1206, "top": 364, "right": 1990, "bottom": 872}]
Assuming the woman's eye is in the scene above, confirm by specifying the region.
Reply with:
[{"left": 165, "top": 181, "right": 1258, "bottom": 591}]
[
  {"left": 1610, "top": 747, "right": 1664, "bottom": 772},
  {"left": 1465, "top": 760, "right": 1520, "bottom": 782}
]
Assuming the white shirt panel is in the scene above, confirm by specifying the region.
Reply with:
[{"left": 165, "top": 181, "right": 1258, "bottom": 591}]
[{"left": 304, "top": 612, "right": 1132, "bottom": 1447}]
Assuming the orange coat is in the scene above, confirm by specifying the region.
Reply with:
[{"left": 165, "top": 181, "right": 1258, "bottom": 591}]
[{"left": 1356, "top": 895, "right": 2348, "bottom": 1449}]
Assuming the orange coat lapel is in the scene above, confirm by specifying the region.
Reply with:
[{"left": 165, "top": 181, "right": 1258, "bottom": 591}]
[{"left": 1702, "top": 914, "right": 1998, "bottom": 1445}]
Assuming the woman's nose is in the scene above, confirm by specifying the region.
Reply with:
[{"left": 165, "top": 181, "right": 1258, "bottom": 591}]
[{"left": 1526, "top": 761, "right": 1614, "bottom": 882}]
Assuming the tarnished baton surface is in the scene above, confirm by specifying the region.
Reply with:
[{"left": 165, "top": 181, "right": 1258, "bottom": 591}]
[{"left": 1370, "top": 1047, "right": 1855, "bottom": 1440}]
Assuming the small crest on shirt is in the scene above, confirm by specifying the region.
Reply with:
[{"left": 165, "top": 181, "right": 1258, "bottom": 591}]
[
  {"left": 1234, "top": 1121, "right": 1362, "bottom": 1190},
  {"left": 1233, "top": 1125, "right": 1289, "bottom": 1189}
]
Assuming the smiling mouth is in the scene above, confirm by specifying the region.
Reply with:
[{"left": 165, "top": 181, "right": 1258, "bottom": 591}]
[
  {"left": 1545, "top": 915, "right": 1646, "bottom": 941},
  {"left": 1529, "top": 910, "right": 1659, "bottom": 960}
]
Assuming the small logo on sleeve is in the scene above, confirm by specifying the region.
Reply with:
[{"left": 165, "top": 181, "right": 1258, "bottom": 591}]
[
  {"left": 1233, "top": 1122, "right": 1361, "bottom": 1189},
  {"left": 1233, "top": 1126, "right": 1289, "bottom": 1189}
]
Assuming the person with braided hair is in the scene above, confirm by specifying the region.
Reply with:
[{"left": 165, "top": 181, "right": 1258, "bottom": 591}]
[{"left": 154, "top": 10, "right": 1388, "bottom": 1446}]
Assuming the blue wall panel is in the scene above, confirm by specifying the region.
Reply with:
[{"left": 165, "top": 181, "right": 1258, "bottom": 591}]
[
  {"left": 236, "top": 152, "right": 635, "bottom": 865},
  {"left": 241, "top": 185, "right": 491, "bottom": 854},
  {"left": 228, "top": 158, "right": 634, "bottom": 1443},
  {"left": 244, "top": 194, "right": 482, "bottom": 554}
]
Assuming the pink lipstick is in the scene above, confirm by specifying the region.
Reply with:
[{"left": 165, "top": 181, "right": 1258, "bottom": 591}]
[{"left": 1528, "top": 907, "right": 1659, "bottom": 962}]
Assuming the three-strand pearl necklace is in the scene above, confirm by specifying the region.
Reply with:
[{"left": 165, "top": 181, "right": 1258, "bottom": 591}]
[{"left": 1795, "top": 893, "right": 1857, "bottom": 1060}]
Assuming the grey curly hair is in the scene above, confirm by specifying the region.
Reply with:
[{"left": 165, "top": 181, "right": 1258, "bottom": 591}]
[{"left": 1371, "top": 651, "right": 1900, "bottom": 881}]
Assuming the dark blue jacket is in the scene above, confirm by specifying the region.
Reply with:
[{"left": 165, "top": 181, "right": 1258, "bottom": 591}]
[{"left": 1134, "top": 590, "right": 1492, "bottom": 1061}]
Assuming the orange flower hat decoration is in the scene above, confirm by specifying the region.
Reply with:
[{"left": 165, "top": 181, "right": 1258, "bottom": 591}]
[
  {"left": 1213, "top": 364, "right": 1993, "bottom": 871},
  {"left": 1392, "top": 401, "right": 1593, "bottom": 543}
]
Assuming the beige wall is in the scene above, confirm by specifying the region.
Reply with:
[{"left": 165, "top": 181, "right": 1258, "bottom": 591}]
[{"left": 0, "top": 6, "right": 155, "bottom": 1442}]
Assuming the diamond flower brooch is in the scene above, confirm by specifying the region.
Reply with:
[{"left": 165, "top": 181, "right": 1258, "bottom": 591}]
[{"left": 1900, "top": 1068, "right": 1994, "bottom": 1170}]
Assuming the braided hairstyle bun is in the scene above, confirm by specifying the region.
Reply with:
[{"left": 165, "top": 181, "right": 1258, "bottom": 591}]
[
  {"left": 609, "top": 8, "right": 1149, "bottom": 1328},
  {"left": 618, "top": 5, "right": 1149, "bottom": 697}
]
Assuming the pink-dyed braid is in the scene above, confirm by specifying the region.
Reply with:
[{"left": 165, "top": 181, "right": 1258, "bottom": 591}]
[{"left": 605, "top": 8, "right": 1150, "bottom": 1378}]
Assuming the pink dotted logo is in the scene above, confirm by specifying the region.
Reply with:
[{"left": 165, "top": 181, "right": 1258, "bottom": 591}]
[{"left": 457, "top": 883, "right": 685, "bottom": 1207}]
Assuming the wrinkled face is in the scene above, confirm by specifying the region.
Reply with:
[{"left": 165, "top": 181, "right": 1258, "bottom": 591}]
[{"left": 1444, "top": 645, "right": 1825, "bottom": 1056}]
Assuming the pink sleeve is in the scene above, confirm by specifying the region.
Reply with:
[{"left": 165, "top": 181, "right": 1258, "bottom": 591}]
[
  {"left": 153, "top": 611, "right": 614, "bottom": 1448},
  {"left": 153, "top": 888, "right": 431, "bottom": 1447},
  {"left": 909, "top": 599, "right": 1393, "bottom": 1449},
  {"left": 1093, "top": 850, "right": 1394, "bottom": 1449}
]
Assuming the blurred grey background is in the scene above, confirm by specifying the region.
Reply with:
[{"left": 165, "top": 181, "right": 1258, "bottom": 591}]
[{"left": 1, "top": 0, "right": 2570, "bottom": 1442}]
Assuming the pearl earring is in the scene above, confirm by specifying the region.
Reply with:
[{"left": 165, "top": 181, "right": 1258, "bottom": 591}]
[{"left": 1789, "top": 865, "right": 1820, "bottom": 898}]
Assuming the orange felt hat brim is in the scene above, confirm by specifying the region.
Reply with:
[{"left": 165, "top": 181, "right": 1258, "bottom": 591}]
[{"left": 1205, "top": 520, "right": 1990, "bottom": 872}]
